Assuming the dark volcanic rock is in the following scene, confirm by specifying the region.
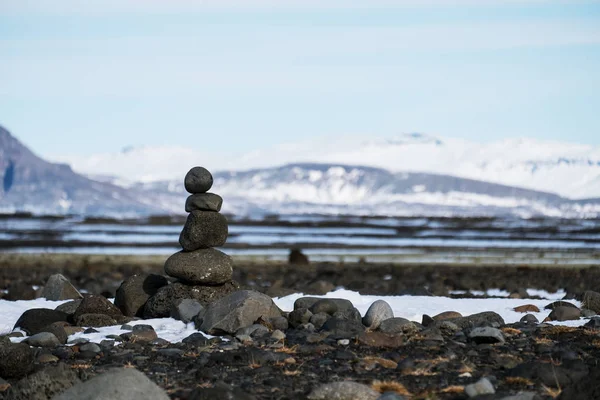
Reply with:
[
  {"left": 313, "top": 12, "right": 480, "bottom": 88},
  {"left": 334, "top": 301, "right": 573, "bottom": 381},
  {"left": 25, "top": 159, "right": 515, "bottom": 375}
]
[
  {"left": 52, "top": 368, "right": 170, "bottom": 400},
  {"left": 185, "top": 193, "right": 223, "bottom": 212},
  {"left": 321, "top": 318, "right": 365, "bottom": 339},
  {"left": 582, "top": 290, "right": 600, "bottom": 313},
  {"left": 55, "top": 300, "right": 82, "bottom": 316},
  {"left": 508, "top": 360, "right": 589, "bottom": 388},
  {"left": 4, "top": 363, "right": 80, "bottom": 400},
  {"left": 41, "top": 274, "right": 82, "bottom": 301},
  {"left": 40, "top": 322, "right": 69, "bottom": 345},
  {"left": 310, "top": 298, "right": 355, "bottom": 315},
  {"left": 184, "top": 166, "right": 213, "bottom": 194},
  {"left": 14, "top": 308, "right": 69, "bottom": 335},
  {"left": 144, "top": 281, "right": 238, "bottom": 319},
  {"left": 114, "top": 274, "right": 169, "bottom": 317},
  {"left": 544, "top": 301, "right": 579, "bottom": 310},
  {"left": 164, "top": 249, "right": 233, "bottom": 284},
  {"left": 73, "top": 295, "right": 123, "bottom": 321},
  {"left": 75, "top": 313, "right": 118, "bottom": 327},
  {"left": 0, "top": 342, "right": 34, "bottom": 379},
  {"left": 378, "top": 318, "right": 418, "bottom": 335},
  {"left": 548, "top": 306, "right": 581, "bottom": 321},
  {"left": 198, "top": 290, "right": 282, "bottom": 335},
  {"left": 559, "top": 367, "right": 600, "bottom": 400},
  {"left": 444, "top": 311, "right": 505, "bottom": 330},
  {"left": 179, "top": 211, "right": 228, "bottom": 251}
]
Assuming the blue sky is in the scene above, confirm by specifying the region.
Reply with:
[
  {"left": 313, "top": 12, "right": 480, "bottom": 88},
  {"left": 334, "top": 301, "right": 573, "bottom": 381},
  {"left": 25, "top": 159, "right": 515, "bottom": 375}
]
[{"left": 1, "top": 0, "right": 599, "bottom": 158}]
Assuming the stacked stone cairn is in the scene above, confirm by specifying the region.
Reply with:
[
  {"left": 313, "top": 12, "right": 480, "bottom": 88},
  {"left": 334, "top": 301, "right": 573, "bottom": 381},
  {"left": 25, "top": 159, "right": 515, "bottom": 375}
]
[{"left": 141, "top": 166, "right": 239, "bottom": 319}]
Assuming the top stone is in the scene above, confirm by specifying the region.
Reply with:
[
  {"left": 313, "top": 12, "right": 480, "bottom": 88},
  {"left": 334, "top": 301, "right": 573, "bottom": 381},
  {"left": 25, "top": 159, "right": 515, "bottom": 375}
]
[{"left": 184, "top": 166, "right": 213, "bottom": 194}]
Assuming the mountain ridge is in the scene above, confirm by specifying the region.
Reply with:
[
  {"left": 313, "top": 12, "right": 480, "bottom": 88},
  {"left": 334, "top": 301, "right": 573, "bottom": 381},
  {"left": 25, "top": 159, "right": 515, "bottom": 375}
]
[{"left": 54, "top": 132, "right": 600, "bottom": 199}]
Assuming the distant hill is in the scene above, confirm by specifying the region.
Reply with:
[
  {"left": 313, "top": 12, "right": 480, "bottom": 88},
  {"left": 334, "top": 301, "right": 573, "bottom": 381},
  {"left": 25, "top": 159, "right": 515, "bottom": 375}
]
[{"left": 0, "top": 125, "right": 163, "bottom": 215}]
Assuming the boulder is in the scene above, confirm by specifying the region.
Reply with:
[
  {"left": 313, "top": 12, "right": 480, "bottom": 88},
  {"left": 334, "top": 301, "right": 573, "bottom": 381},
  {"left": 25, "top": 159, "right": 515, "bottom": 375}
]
[
  {"left": 25, "top": 332, "right": 62, "bottom": 348},
  {"left": 73, "top": 295, "right": 123, "bottom": 321},
  {"left": 164, "top": 249, "right": 233, "bottom": 285},
  {"left": 75, "top": 314, "right": 118, "bottom": 327},
  {"left": 41, "top": 274, "right": 82, "bottom": 301},
  {"left": 198, "top": 290, "right": 282, "bottom": 335},
  {"left": 582, "top": 290, "right": 600, "bottom": 314},
  {"left": 468, "top": 327, "right": 505, "bottom": 344},
  {"left": 14, "top": 308, "right": 69, "bottom": 335},
  {"left": 378, "top": 318, "right": 418, "bottom": 335},
  {"left": 4, "top": 363, "right": 80, "bottom": 400},
  {"left": 51, "top": 368, "right": 170, "bottom": 400},
  {"left": 114, "top": 274, "right": 168, "bottom": 317},
  {"left": 288, "top": 248, "right": 309, "bottom": 264},
  {"left": 548, "top": 306, "right": 581, "bottom": 321},
  {"left": 0, "top": 342, "right": 34, "bottom": 379},
  {"left": 144, "top": 281, "right": 238, "bottom": 319},
  {"left": 179, "top": 211, "right": 228, "bottom": 251}
]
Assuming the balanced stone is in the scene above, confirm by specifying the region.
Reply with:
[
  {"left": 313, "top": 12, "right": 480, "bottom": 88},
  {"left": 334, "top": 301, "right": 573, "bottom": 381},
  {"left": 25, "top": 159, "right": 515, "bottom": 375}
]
[
  {"left": 179, "top": 210, "right": 228, "bottom": 251},
  {"left": 185, "top": 193, "right": 223, "bottom": 212},
  {"left": 184, "top": 166, "right": 213, "bottom": 194},
  {"left": 165, "top": 248, "right": 233, "bottom": 284}
]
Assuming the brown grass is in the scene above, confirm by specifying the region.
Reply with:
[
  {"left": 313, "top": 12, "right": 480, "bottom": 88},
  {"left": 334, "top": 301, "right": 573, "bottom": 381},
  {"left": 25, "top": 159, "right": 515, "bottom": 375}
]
[
  {"left": 501, "top": 327, "right": 522, "bottom": 336},
  {"left": 372, "top": 380, "right": 411, "bottom": 396},
  {"left": 542, "top": 326, "right": 578, "bottom": 335},
  {"left": 0, "top": 383, "right": 11, "bottom": 392},
  {"left": 440, "top": 385, "right": 464, "bottom": 394},
  {"left": 405, "top": 367, "right": 438, "bottom": 376},
  {"left": 70, "top": 363, "right": 93, "bottom": 369},
  {"left": 534, "top": 337, "right": 554, "bottom": 345},
  {"left": 283, "top": 369, "right": 302, "bottom": 376},
  {"left": 362, "top": 356, "right": 398, "bottom": 369},
  {"left": 275, "top": 344, "right": 299, "bottom": 354},
  {"left": 248, "top": 362, "right": 261, "bottom": 369},
  {"left": 458, "top": 364, "right": 474, "bottom": 374},
  {"left": 505, "top": 376, "right": 535, "bottom": 386}
]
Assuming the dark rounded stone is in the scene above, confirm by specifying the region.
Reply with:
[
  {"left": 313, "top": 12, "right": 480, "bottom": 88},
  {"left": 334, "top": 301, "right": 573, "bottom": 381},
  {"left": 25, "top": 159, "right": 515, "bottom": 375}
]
[
  {"left": 0, "top": 342, "right": 34, "bottom": 379},
  {"left": 164, "top": 249, "right": 233, "bottom": 284},
  {"left": 143, "top": 281, "right": 239, "bottom": 319},
  {"left": 40, "top": 321, "right": 69, "bottom": 344},
  {"left": 14, "top": 308, "right": 69, "bottom": 335},
  {"left": 544, "top": 300, "right": 579, "bottom": 310},
  {"left": 320, "top": 318, "right": 365, "bottom": 340},
  {"left": 73, "top": 295, "right": 123, "bottom": 321},
  {"left": 185, "top": 193, "right": 223, "bottom": 212},
  {"left": 310, "top": 298, "right": 355, "bottom": 315},
  {"left": 184, "top": 166, "right": 213, "bottom": 194},
  {"left": 179, "top": 211, "right": 228, "bottom": 251},
  {"left": 548, "top": 306, "right": 581, "bottom": 321},
  {"left": 114, "top": 274, "right": 169, "bottom": 317},
  {"left": 55, "top": 300, "right": 82, "bottom": 315},
  {"left": 75, "top": 313, "right": 118, "bottom": 327}
]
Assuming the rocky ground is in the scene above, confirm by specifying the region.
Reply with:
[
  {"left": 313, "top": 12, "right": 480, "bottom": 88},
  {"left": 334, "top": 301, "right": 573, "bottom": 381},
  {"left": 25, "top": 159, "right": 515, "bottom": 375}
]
[{"left": 1, "top": 254, "right": 600, "bottom": 399}]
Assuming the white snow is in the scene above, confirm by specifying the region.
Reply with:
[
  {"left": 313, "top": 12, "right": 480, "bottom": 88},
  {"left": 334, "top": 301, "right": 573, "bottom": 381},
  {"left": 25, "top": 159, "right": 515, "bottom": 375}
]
[
  {"left": 54, "top": 133, "right": 600, "bottom": 199},
  {"left": 0, "top": 288, "right": 587, "bottom": 345}
]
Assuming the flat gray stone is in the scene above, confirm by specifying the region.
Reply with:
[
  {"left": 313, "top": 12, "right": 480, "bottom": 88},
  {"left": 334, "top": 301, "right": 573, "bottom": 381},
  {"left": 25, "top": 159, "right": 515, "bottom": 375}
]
[
  {"left": 170, "top": 299, "right": 205, "bottom": 323},
  {"left": 51, "top": 368, "right": 169, "bottom": 400},
  {"left": 185, "top": 193, "right": 223, "bottom": 212},
  {"left": 179, "top": 211, "right": 228, "bottom": 251},
  {"left": 184, "top": 166, "right": 213, "bottom": 194},
  {"left": 468, "top": 327, "right": 505, "bottom": 344},
  {"left": 164, "top": 249, "right": 232, "bottom": 284},
  {"left": 362, "top": 300, "right": 394, "bottom": 329},
  {"left": 199, "top": 290, "right": 282, "bottom": 335},
  {"left": 42, "top": 274, "right": 82, "bottom": 301},
  {"left": 26, "top": 332, "right": 61, "bottom": 348}
]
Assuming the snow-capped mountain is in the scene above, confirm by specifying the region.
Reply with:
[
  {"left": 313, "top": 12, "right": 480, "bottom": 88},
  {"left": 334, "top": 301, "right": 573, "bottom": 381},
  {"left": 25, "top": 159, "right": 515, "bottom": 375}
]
[
  {"left": 3, "top": 125, "right": 600, "bottom": 217},
  {"left": 55, "top": 133, "right": 600, "bottom": 199},
  {"left": 132, "top": 163, "right": 600, "bottom": 218}
]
